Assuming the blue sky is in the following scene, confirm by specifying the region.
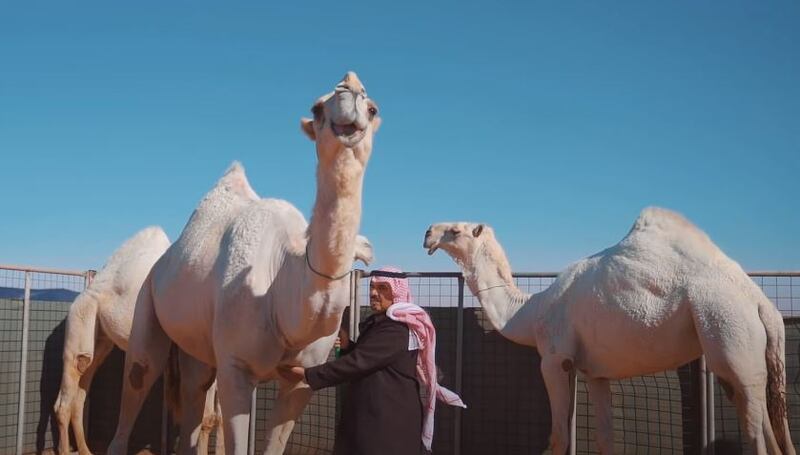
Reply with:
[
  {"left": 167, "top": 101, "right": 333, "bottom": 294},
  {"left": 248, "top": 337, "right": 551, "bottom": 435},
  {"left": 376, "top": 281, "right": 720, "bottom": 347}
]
[{"left": 1, "top": 1, "right": 798, "bottom": 273}]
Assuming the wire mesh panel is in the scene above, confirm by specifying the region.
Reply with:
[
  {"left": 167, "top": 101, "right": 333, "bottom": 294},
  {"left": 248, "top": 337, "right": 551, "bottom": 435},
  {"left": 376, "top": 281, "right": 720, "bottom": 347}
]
[
  {"left": 2, "top": 263, "right": 798, "bottom": 455},
  {"left": 253, "top": 353, "right": 338, "bottom": 455},
  {"left": 573, "top": 370, "right": 690, "bottom": 454},
  {"left": 455, "top": 276, "right": 556, "bottom": 454},
  {"left": 86, "top": 347, "right": 167, "bottom": 454},
  {"left": 786, "top": 318, "right": 800, "bottom": 451},
  {"left": 752, "top": 274, "right": 800, "bottom": 317},
  {"left": 19, "top": 272, "right": 83, "bottom": 454},
  {"left": 0, "top": 269, "right": 25, "bottom": 452}
]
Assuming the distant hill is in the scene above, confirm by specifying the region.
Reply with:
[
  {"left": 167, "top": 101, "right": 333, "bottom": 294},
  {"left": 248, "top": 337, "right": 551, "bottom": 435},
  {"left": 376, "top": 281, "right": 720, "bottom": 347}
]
[{"left": 0, "top": 286, "right": 80, "bottom": 302}]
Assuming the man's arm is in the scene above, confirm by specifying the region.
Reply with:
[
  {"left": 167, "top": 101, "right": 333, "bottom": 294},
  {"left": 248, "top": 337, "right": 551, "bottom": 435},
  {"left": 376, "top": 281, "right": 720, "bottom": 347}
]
[{"left": 304, "top": 321, "right": 408, "bottom": 390}]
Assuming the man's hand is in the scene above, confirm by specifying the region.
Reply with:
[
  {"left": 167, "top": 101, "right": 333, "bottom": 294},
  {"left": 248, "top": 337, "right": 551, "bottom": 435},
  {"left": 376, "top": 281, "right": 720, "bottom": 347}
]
[
  {"left": 337, "top": 328, "right": 351, "bottom": 350},
  {"left": 276, "top": 366, "right": 306, "bottom": 383}
]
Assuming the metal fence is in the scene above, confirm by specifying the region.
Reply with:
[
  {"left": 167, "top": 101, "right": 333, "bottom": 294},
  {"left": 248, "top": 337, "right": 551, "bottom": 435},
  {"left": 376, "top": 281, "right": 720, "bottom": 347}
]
[
  {"left": 0, "top": 264, "right": 797, "bottom": 455},
  {"left": 0, "top": 265, "right": 92, "bottom": 455}
]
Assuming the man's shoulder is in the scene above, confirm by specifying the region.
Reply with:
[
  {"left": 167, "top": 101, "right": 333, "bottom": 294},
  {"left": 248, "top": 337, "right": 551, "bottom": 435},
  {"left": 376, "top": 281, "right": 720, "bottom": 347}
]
[{"left": 365, "top": 314, "right": 408, "bottom": 335}]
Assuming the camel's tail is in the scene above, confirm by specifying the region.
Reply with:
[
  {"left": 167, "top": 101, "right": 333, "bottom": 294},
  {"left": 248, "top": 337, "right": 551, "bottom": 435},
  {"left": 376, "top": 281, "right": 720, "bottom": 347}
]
[
  {"left": 759, "top": 300, "right": 794, "bottom": 454},
  {"left": 164, "top": 343, "right": 182, "bottom": 420}
]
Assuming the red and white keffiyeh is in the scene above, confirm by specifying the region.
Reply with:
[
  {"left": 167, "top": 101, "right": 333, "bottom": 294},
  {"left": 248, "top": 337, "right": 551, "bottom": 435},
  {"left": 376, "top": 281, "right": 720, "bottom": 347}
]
[{"left": 372, "top": 267, "right": 467, "bottom": 451}]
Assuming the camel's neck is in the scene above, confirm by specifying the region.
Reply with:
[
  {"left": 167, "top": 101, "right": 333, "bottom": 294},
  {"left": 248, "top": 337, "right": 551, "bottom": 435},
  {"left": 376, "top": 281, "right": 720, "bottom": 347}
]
[
  {"left": 461, "top": 241, "right": 538, "bottom": 346},
  {"left": 306, "top": 150, "right": 364, "bottom": 291}
]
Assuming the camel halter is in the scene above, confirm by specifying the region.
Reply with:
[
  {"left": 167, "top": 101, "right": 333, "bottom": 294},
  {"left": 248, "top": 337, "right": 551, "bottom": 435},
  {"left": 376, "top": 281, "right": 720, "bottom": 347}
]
[
  {"left": 305, "top": 244, "right": 352, "bottom": 281},
  {"left": 476, "top": 283, "right": 508, "bottom": 293}
]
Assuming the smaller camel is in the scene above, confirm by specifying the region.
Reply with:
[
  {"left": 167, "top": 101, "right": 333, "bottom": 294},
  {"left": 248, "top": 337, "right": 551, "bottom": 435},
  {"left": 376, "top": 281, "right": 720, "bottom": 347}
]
[
  {"left": 424, "top": 207, "right": 794, "bottom": 455},
  {"left": 53, "top": 226, "right": 223, "bottom": 455}
]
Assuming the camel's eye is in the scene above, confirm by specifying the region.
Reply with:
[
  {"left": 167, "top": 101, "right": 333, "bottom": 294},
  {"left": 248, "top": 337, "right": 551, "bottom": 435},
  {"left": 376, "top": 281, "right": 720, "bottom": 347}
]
[
  {"left": 311, "top": 104, "right": 323, "bottom": 121},
  {"left": 368, "top": 106, "right": 378, "bottom": 118},
  {"left": 451, "top": 229, "right": 461, "bottom": 236}
]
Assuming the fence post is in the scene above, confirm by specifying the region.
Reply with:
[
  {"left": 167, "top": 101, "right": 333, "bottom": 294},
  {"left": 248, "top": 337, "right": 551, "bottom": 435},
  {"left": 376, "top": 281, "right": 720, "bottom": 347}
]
[
  {"left": 84, "top": 269, "right": 96, "bottom": 288},
  {"left": 161, "top": 385, "right": 169, "bottom": 455},
  {"left": 569, "top": 373, "right": 577, "bottom": 455},
  {"left": 83, "top": 270, "right": 95, "bottom": 441},
  {"left": 699, "top": 356, "right": 708, "bottom": 454},
  {"left": 352, "top": 270, "right": 363, "bottom": 340},
  {"left": 16, "top": 271, "right": 31, "bottom": 455},
  {"left": 454, "top": 276, "right": 465, "bottom": 455},
  {"left": 248, "top": 388, "right": 257, "bottom": 455},
  {"left": 706, "top": 368, "right": 715, "bottom": 455}
]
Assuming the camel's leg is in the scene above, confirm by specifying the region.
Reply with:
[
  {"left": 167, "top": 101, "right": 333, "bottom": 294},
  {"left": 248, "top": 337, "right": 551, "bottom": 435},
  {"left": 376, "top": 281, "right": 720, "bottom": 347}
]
[
  {"left": 216, "top": 365, "right": 255, "bottom": 455},
  {"left": 541, "top": 355, "right": 575, "bottom": 455},
  {"left": 177, "top": 351, "right": 217, "bottom": 455},
  {"left": 691, "top": 292, "right": 783, "bottom": 455},
  {"left": 726, "top": 384, "right": 781, "bottom": 455},
  {"left": 70, "top": 334, "right": 114, "bottom": 455},
  {"left": 196, "top": 383, "right": 214, "bottom": 455},
  {"left": 263, "top": 379, "right": 313, "bottom": 455},
  {"left": 198, "top": 380, "right": 224, "bottom": 455},
  {"left": 214, "top": 393, "right": 225, "bottom": 455},
  {"left": 54, "top": 295, "right": 99, "bottom": 455},
  {"left": 586, "top": 378, "right": 613, "bottom": 455},
  {"left": 107, "top": 278, "right": 172, "bottom": 455}
]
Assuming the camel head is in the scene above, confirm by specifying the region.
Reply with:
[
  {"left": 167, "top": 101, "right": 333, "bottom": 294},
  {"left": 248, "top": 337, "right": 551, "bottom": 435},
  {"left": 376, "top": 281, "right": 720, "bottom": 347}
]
[
  {"left": 424, "top": 222, "right": 514, "bottom": 286},
  {"left": 300, "top": 71, "right": 381, "bottom": 167},
  {"left": 354, "top": 234, "right": 374, "bottom": 265},
  {"left": 424, "top": 222, "right": 489, "bottom": 265}
]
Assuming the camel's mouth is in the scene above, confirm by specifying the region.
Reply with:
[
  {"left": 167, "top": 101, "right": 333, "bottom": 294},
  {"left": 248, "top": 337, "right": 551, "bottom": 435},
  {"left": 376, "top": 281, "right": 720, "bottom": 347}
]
[
  {"left": 427, "top": 246, "right": 438, "bottom": 256},
  {"left": 331, "top": 123, "right": 366, "bottom": 147}
]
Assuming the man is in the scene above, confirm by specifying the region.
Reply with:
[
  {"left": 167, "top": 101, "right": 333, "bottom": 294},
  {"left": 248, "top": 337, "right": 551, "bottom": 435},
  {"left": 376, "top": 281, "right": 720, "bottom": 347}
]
[{"left": 278, "top": 267, "right": 465, "bottom": 455}]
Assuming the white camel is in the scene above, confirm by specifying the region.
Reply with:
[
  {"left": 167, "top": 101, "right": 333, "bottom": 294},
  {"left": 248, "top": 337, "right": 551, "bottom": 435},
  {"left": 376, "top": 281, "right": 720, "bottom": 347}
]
[
  {"left": 107, "top": 71, "right": 379, "bottom": 455},
  {"left": 424, "top": 207, "right": 794, "bottom": 455},
  {"left": 54, "top": 226, "right": 224, "bottom": 455}
]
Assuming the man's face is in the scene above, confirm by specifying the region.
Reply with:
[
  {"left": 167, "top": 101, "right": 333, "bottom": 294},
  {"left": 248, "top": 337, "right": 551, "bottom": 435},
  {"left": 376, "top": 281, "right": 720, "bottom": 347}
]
[{"left": 369, "top": 281, "right": 394, "bottom": 313}]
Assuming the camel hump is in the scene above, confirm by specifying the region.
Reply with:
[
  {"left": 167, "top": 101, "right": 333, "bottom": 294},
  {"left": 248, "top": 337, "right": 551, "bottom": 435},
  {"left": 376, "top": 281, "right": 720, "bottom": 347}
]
[
  {"left": 135, "top": 226, "right": 170, "bottom": 245},
  {"left": 102, "top": 226, "right": 170, "bottom": 271},
  {"left": 629, "top": 207, "right": 705, "bottom": 239},
  {"left": 632, "top": 207, "right": 697, "bottom": 232},
  {"left": 218, "top": 161, "right": 259, "bottom": 201},
  {"left": 624, "top": 206, "right": 718, "bottom": 255}
]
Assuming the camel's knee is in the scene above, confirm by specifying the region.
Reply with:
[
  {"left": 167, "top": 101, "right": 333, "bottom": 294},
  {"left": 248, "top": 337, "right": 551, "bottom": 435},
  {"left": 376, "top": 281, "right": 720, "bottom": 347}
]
[
  {"left": 201, "top": 412, "right": 220, "bottom": 433},
  {"left": 129, "top": 361, "right": 149, "bottom": 390},
  {"left": 719, "top": 378, "right": 735, "bottom": 402},
  {"left": 76, "top": 353, "right": 92, "bottom": 374}
]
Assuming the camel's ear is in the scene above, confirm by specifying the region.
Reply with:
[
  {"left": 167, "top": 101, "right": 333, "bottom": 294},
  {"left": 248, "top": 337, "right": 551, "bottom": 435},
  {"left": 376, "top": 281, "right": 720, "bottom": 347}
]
[
  {"left": 472, "top": 224, "right": 484, "bottom": 237},
  {"left": 301, "top": 118, "right": 316, "bottom": 141},
  {"left": 354, "top": 235, "right": 374, "bottom": 265}
]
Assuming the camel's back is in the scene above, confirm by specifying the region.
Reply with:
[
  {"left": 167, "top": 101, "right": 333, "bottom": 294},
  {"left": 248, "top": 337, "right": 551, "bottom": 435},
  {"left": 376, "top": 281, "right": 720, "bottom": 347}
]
[
  {"left": 91, "top": 226, "right": 171, "bottom": 299},
  {"left": 90, "top": 226, "right": 171, "bottom": 348},
  {"left": 545, "top": 207, "right": 755, "bottom": 323},
  {"left": 153, "top": 162, "right": 259, "bottom": 290},
  {"left": 619, "top": 207, "right": 721, "bottom": 261}
]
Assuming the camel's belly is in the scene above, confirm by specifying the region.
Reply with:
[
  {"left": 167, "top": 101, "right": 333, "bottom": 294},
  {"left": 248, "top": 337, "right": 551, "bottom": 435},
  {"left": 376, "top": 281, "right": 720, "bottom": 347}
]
[
  {"left": 572, "top": 301, "right": 702, "bottom": 379},
  {"left": 152, "top": 274, "right": 216, "bottom": 366}
]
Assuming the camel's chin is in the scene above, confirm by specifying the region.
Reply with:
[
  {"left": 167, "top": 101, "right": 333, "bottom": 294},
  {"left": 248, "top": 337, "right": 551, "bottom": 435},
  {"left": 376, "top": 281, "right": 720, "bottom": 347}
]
[{"left": 332, "top": 124, "right": 366, "bottom": 147}]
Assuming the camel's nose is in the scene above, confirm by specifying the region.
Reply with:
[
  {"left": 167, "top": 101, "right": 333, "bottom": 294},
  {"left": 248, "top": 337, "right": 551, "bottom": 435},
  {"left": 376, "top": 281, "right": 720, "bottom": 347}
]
[
  {"left": 337, "top": 71, "right": 365, "bottom": 94},
  {"left": 423, "top": 228, "right": 433, "bottom": 247}
]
